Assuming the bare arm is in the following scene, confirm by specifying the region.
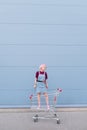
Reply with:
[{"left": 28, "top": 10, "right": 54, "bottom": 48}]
[
  {"left": 34, "top": 78, "right": 37, "bottom": 88},
  {"left": 45, "top": 80, "right": 48, "bottom": 88}
]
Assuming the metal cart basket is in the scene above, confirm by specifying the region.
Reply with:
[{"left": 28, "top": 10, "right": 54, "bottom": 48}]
[{"left": 29, "top": 88, "right": 62, "bottom": 124}]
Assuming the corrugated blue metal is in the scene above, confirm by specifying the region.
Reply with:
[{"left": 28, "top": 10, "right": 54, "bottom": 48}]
[{"left": 0, "top": 0, "right": 87, "bottom": 107}]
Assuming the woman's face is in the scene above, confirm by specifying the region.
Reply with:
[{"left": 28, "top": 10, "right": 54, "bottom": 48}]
[{"left": 40, "top": 66, "right": 46, "bottom": 72}]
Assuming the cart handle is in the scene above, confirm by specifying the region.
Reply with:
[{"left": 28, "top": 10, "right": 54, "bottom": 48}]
[
  {"left": 29, "top": 94, "right": 33, "bottom": 100},
  {"left": 57, "top": 88, "right": 62, "bottom": 92}
]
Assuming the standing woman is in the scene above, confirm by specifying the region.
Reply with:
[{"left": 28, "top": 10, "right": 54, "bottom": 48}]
[{"left": 34, "top": 64, "right": 49, "bottom": 109}]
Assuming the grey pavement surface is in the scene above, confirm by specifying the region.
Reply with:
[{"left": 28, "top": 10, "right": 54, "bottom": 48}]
[{"left": 0, "top": 108, "right": 87, "bottom": 130}]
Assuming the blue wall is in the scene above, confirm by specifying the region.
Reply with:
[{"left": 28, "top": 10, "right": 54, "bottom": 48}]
[{"left": 0, "top": 0, "right": 87, "bottom": 107}]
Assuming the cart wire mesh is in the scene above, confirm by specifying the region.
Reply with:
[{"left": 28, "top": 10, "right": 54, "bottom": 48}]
[{"left": 29, "top": 88, "right": 62, "bottom": 124}]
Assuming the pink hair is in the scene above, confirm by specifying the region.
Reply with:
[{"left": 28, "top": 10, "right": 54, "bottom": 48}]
[{"left": 39, "top": 64, "right": 47, "bottom": 69}]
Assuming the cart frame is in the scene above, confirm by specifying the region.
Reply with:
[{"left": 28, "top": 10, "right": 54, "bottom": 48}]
[{"left": 29, "top": 88, "right": 62, "bottom": 124}]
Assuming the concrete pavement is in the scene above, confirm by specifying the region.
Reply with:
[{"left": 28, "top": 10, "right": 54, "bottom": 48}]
[{"left": 0, "top": 108, "right": 87, "bottom": 130}]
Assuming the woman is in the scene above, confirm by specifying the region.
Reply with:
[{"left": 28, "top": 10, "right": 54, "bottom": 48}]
[{"left": 34, "top": 64, "right": 49, "bottom": 109}]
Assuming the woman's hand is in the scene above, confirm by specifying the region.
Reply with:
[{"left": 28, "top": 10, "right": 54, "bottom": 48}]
[{"left": 34, "top": 84, "right": 37, "bottom": 88}]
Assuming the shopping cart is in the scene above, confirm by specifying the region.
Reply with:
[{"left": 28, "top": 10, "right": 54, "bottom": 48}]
[{"left": 29, "top": 88, "right": 62, "bottom": 124}]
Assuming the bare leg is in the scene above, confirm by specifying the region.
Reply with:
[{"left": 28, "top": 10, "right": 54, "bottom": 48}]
[
  {"left": 37, "top": 93, "right": 41, "bottom": 107},
  {"left": 44, "top": 93, "right": 49, "bottom": 108}
]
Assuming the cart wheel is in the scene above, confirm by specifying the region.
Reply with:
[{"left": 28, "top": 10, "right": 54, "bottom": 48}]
[
  {"left": 54, "top": 114, "right": 57, "bottom": 117},
  {"left": 57, "top": 119, "right": 60, "bottom": 124},
  {"left": 36, "top": 117, "right": 38, "bottom": 122},
  {"left": 33, "top": 114, "right": 38, "bottom": 122},
  {"left": 35, "top": 114, "right": 38, "bottom": 117},
  {"left": 34, "top": 118, "right": 36, "bottom": 122},
  {"left": 34, "top": 118, "right": 38, "bottom": 122}
]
